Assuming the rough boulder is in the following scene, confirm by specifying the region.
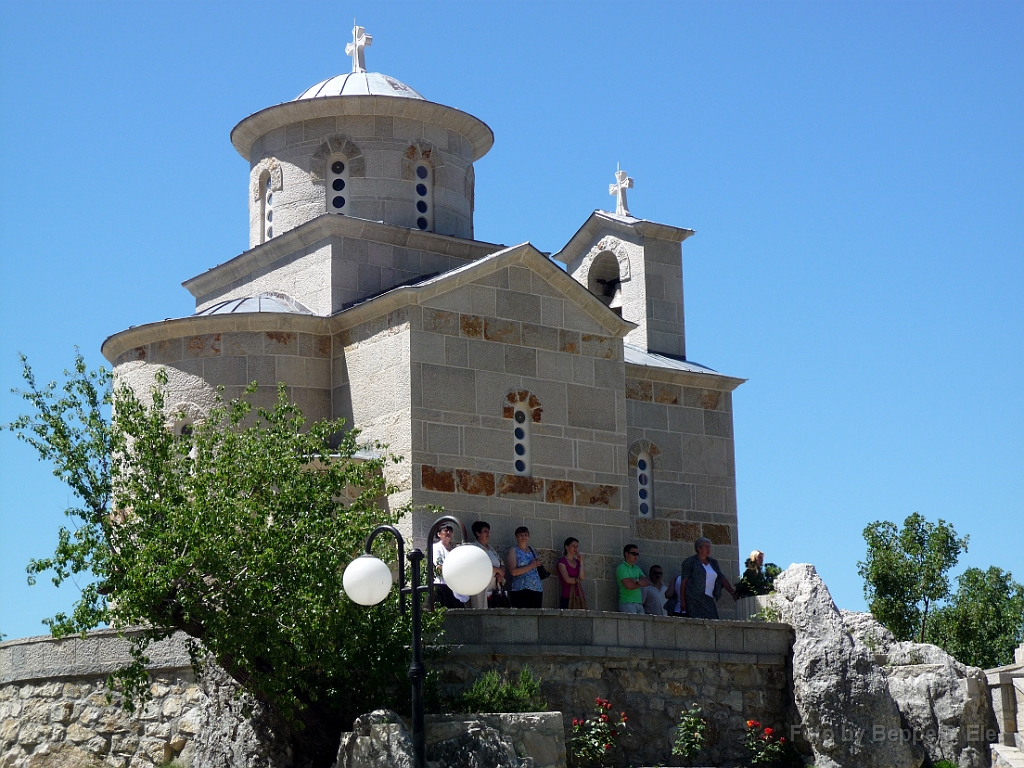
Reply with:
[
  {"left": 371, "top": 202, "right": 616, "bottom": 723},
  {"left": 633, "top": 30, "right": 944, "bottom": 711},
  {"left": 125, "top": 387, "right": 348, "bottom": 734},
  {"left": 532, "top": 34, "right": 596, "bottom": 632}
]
[
  {"left": 841, "top": 609, "right": 996, "bottom": 768},
  {"left": 770, "top": 564, "right": 925, "bottom": 768}
]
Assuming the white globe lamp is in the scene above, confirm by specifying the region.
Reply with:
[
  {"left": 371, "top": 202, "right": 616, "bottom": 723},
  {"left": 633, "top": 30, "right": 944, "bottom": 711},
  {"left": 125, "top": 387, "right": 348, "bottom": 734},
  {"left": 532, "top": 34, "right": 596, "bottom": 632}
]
[
  {"left": 441, "top": 544, "right": 494, "bottom": 596},
  {"left": 343, "top": 554, "right": 393, "bottom": 606}
]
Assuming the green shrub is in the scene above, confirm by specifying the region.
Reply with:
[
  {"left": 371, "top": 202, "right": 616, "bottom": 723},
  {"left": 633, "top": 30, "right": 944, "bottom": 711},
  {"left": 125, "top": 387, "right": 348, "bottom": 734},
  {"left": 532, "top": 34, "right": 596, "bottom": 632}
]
[{"left": 450, "top": 667, "right": 547, "bottom": 713}]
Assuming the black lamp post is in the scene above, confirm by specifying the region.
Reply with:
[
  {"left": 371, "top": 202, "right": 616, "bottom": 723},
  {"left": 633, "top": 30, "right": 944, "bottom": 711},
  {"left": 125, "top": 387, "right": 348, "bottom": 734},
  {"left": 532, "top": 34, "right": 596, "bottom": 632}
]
[{"left": 342, "top": 515, "right": 492, "bottom": 768}]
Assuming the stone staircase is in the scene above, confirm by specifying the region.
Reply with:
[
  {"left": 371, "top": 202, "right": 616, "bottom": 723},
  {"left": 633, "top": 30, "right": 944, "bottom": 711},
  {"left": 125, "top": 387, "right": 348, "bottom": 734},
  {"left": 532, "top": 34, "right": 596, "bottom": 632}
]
[{"left": 989, "top": 644, "right": 1024, "bottom": 768}]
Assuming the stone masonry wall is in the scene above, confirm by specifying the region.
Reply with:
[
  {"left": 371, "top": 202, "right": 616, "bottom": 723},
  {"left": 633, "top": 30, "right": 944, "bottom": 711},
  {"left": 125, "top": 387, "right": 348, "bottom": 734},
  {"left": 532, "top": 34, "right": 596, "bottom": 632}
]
[
  {"left": 0, "top": 631, "right": 279, "bottom": 768},
  {"left": 440, "top": 610, "right": 794, "bottom": 768},
  {"left": 408, "top": 262, "right": 634, "bottom": 610}
]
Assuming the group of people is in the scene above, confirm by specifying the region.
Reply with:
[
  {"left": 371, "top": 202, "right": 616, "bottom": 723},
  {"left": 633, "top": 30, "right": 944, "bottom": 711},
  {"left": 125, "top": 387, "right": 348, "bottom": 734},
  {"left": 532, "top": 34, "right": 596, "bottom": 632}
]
[{"left": 432, "top": 521, "right": 768, "bottom": 620}]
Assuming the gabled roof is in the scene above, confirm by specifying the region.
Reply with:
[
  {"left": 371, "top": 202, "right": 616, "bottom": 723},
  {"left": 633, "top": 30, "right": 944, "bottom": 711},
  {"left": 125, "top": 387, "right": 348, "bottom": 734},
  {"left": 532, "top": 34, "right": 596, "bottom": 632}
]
[
  {"left": 331, "top": 242, "right": 637, "bottom": 338},
  {"left": 552, "top": 210, "right": 695, "bottom": 265}
]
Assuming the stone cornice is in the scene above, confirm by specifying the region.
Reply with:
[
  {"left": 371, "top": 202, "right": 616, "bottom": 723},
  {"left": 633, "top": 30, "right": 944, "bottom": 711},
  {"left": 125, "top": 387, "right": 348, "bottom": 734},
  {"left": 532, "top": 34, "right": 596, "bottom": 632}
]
[
  {"left": 625, "top": 362, "right": 746, "bottom": 392},
  {"left": 101, "top": 313, "right": 333, "bottom": 364},
  {"left": 181, "top": 214, "right": 503, "bottom": 300},
  {"left": 230, "top": 95, "right": 494, "bottom": 161},
  {"left": 553, "top": 210, "right": 696, "bottom": 264}
]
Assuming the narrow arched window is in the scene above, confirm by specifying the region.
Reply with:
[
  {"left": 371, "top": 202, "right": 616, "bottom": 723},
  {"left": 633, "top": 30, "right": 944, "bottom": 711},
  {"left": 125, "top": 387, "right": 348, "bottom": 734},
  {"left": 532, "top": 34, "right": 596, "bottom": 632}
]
[
  {"left": 588, "top": 252, "right": 623, "bottom": 316},
  {"left": 636, "top": 452, "right": 654, "bottom": 518},
  {"left": 261, "top": 173, "right": 274, "bottom": 243},
  {"left": 512, "top": 405, "right": 532, "bottom": 476},
  {"left": 327, "top": 156, "right": 350, "bottom": 214},
  {"left": 413, "top": 161, "right": 433, "bottom": 231}
]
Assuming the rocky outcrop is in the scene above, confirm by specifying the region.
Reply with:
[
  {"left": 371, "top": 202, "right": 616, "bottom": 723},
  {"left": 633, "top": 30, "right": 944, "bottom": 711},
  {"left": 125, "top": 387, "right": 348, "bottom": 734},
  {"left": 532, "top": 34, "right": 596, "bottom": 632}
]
[
  {"left": 841, "top": 609, "right": 996, "bottom": 768},
  {"left": 770, "top": 564, "right": 925, "bottom": 768},
  {"left": 332, "top": 709, "right": 565, "bottom": 768},
  {"left": 770, "top": 564, "right": 997, "bottom": 768}
]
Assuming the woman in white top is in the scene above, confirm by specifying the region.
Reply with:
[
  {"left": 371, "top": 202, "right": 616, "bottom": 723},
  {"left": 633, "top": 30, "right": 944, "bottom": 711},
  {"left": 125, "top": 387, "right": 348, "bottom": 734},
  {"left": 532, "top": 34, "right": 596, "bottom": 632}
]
[
  {"left": 678, "top": 537, "right": 737, "bottom": 619},
  {"left": 432, "top": 524, "right": 469, "bottom": 608},
  {"left": 467, "top": 520, "right": 505, "bottom": 609}
]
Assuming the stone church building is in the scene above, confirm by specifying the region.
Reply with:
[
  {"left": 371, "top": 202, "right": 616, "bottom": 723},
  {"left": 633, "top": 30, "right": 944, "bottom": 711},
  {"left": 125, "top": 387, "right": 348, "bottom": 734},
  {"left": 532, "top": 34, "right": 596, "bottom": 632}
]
[{"left": 101, "top": 28, "right": 746, "bottom": 614}]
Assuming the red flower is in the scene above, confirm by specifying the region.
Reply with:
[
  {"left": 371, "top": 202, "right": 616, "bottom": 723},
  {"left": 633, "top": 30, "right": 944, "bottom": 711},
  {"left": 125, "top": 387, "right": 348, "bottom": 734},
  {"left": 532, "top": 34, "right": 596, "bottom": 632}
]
[
  {"left": 604, "top": 744, "right": 611, "bottom": 750},
  {"left": 764, "top": 727, "right": 775, "bottom": 738},
  {"left": 595, "top": 697, "right": 602, "bottom": 705},
  {"left": 747, "top": 719, "right": 761, "bottom": 729},
  {"left": 572, "top": 718, "right": 579, "bottom": 727},
  {"left": 600, "top": 714, "right": 609, "bottom": 723},
  {"left": 611, "top": 729, "right": 618, "bottom": 737},
  {"left": 780, "top": 737, "right": 787, "bottom": 744}
]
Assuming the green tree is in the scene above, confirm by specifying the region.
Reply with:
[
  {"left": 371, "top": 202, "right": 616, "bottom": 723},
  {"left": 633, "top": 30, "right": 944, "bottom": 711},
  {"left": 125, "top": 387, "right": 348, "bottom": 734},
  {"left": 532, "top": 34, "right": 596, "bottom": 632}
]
[
  {"left": 858, "top": 512, "right": 968, "bottom": 642},
  {"left": 926, "top": 566, "right": 1024, "bottom": 669},
  {"left": 7, "top": 354, "right": 439, "bottom": 766}
]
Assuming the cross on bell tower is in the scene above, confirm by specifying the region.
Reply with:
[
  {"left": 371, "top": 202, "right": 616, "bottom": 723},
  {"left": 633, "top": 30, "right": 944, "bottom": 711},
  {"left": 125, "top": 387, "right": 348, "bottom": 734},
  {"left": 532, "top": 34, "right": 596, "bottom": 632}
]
[
  {"left": 609, "top": 166, "right": 634, "bottom": 217},
  {"left": 346, "top": 23, "right": 373, "bottom": 73}
]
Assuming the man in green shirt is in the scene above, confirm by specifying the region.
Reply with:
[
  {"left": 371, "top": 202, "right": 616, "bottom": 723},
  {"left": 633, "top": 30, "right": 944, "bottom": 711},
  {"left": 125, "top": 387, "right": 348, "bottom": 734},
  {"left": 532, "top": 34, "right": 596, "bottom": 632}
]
[{"left": 616, "top": 544, "right": 649, "bottom": 614}]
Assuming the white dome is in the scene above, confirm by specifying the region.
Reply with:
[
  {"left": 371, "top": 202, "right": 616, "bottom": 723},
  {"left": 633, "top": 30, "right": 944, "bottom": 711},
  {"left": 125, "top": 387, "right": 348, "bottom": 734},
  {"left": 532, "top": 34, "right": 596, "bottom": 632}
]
[{"left": 295, "top": 72, "right": 425, "bottom": 101}]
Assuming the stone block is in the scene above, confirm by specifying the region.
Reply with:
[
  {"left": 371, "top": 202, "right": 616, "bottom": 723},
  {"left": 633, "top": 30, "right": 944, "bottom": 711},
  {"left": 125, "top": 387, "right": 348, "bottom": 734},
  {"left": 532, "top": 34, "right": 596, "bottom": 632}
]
[
  {"left": 702, "top": 523, "right": 731, "bottom": 545},
  {"left": 202, "top": 356, "right": 247, "bottom": 387},
  {"left": 715, "top": 626, "right": 745, "bottom": 653},
  {"left": 576, "top": 441, "right": 614, "bottom": 474},
  {"left": 684, "top": 387, "right": 722, "bottom": 410},
  {"left": 645, "top": 619, "right": 678, "bottom": 650},
  {"left": 653, "top": 382, "right": 681, "bottom": 405},
  {"left": 426, "top": 423, "right": 460, "bottom": 455},
  {"left": 567, "top": 384, "right": 616, "bottom": 430},
  {"left": 467, "top": 339, "right": 505, "bottom": 373},
  {"left": 670, "top": 521, "right": 701, "bottom": 542},
  {"left": 509, "top": 266, "right": 532, "bottom": 293},
  {"left": 184, "top": 333, "right": 222, "bottom": 358},
  {"left": 444, "top": 336, "right": 468, "bottom": 367},
  {"left": 423, "top": 308, "right": 458, "bottom": 336},
  {"left": 421, "top": 364, "right": 476, "bottom": 413},
  {"left": 669, "top": 407, "right": 704, "bottom": 434},
  {"left": 571, "top": 355, "right": 594, "bottom": 386},
  {"left": 504, "top": 346, "right": 537, "bottom": 377},
  {"left": 617, "top": 617, "right": 646, "bottom": 647},
  {"left": 504, "top": 322, "right": 551, "bottom": 357},
  {"left": 558, "top": 330, "right": 580, "bottom": 355},
  {"left": 152, "top": 338, "right": 184, "bottom": 364},
  {"left": 497, "top": 475, "right": 544, "bottom": 500},
  {"left": 469, "top": 285, "right": 496, "bottom": 316},
  {"left": 704, "top": 410, "right": 733, "bottom": 438},
  {"left": 480, "top": 613, "right": 538, "bottom": 644},
  {"left": 495, "top": 290, "right": 542, "bottom": 323},
  {"left": 539, "top": 614, "right": 593, "bottom": 645},
  {"left": 574, "top": 483, "right": 619, "bottom": 508},
  {"left": 264, "top": 331, "right": 298, "bottom": 355},
  {"left": 635, "top": 518, "right": 670, "bottom": 541},
  {"left": 593, "top": 359, "right": 624, "bottom": 390},
  {"left": 592, "top": 616, "right": 619, "bottom": 646},
  {"left": 694, "top": 485, "right": 725, "bottom": 514},
  {"left": 545, "top": 480, "right": 574, "bottom": 505},
  {"left": 536, "top": 350, "right": 573, "bottom": 382},
  {"left": 422, "top": 465, "right": 455, "bottom": 493},
  {"left": 743, "top": 627, "right": 791, "bottom": 655},
  {"left": 484, "top": 317, "right": 521, "bottom": 345},
  {"left": 580, "top": 334, "right": 616, "bottom": 360},
  {"left": 675, "top": 622, "right": 716, "bottom": 652},
  {"left": 541, "top": 297, "right": 564, "bottom": 328},
  {"left": 464, "top": 427, "right": 509, "bottom": 460},
  {"left": 456, "top": 469, "right": 495, "bottom": 496}
]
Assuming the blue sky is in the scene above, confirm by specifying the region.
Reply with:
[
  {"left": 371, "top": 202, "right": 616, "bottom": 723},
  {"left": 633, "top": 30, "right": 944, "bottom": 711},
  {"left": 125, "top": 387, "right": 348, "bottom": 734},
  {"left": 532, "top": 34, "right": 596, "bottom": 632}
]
[{"left": 1, "top": 2, "right": 1021, "bottom": 640}]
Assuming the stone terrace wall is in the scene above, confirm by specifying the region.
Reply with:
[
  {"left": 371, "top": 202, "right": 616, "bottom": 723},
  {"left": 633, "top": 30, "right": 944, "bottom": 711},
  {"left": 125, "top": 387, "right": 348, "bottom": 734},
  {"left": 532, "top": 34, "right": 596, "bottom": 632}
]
[
  {"left": 440, "top": 609, "right": 795, "bottom": 768},
  {"left": 0, "top": 631, "right": 278, "bottom": 768}
]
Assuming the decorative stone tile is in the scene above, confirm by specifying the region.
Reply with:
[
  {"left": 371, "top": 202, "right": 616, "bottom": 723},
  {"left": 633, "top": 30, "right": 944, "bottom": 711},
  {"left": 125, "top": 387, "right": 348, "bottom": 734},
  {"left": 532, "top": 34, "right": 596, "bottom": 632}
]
[
  {"left": 459, "top": 314, "right": 483, "bottom": 338},
  {"left": 625, "top": 379, "right": 653, "bottom": 401},
  {"left": 653, "top": 382, "right": 680, "bottom": 405},
  {"left": 635, "top": 518, "right": 670, "bottom": 541},
  {"left": 456, "top": 469, "right": 495, "bottom": 496},
  {"left": 581, "top": 334, "right": 615, "bottom": 360},
  {"left": 702, "top": 522, "right": 732, "bottom": 545},
  {"left": 670, "top": 521, "right": 701, "bottom": 542},
  {"left": 521, "top": 322, "right": 559, "bottom": 351},
  {"left": 423, "top": 308, "right": 458, "bottom": 336},
  {"left": 558, "top": 330, "right": 580, "bottom": 355},
  {"left": 421, "top": 465, "right": 455, "bottom": 493},
  {"left": 574, "top": 483, "right": 619, "bottom": 507},
  {"left": 496, "top": 474, "right": 544, "bottom": 499},
  {"left": 264, "top": 332, "right": 296, "bottom": 354},
  {"left": 185, "top": 334, "right": 221, "bottom": 358},
  {"left": 483, "top": 318, "right": 521, "bottom": 345},
  {"left": 544, "top": 480, "right": 574, "bottom": 505}
]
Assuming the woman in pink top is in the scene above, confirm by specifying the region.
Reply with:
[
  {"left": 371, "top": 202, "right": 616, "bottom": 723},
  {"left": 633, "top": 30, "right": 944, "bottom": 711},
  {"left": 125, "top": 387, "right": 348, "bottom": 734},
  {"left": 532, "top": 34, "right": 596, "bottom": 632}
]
[{"left": 557, "top": 537, "right": 586, "bottom": 609}]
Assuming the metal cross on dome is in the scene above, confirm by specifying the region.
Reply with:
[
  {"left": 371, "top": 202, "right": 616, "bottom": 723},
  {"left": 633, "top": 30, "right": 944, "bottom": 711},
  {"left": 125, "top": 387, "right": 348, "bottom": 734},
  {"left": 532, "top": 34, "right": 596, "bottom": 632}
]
[
  {"left": 346, "top": 22, "right": 372, "bottom": 73},
  {"left": 609, "top": 165, "right": 634, "bottom": 217}
]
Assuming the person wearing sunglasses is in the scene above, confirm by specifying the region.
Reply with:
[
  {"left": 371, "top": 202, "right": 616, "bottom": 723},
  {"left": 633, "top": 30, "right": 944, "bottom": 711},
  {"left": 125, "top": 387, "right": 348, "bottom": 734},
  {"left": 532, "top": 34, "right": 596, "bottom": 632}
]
[{"left": 616, "top": 544, "right": 649, "bottom": 614}]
